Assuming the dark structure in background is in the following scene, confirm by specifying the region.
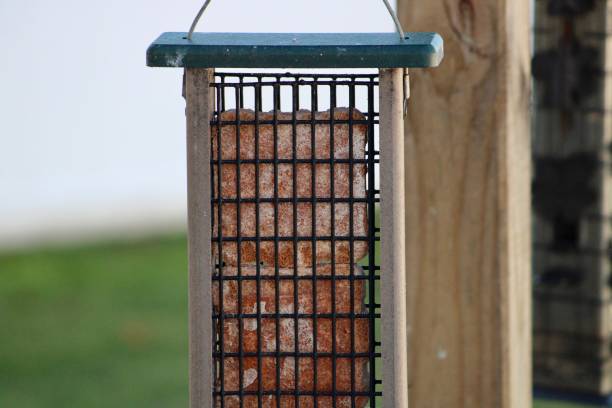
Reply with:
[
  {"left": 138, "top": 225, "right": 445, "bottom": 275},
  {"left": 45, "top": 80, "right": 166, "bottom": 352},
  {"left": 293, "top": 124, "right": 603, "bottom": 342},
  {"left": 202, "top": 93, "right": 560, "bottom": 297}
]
[{"left": 532, "top": 0, "right": 612, "bottom": 400}]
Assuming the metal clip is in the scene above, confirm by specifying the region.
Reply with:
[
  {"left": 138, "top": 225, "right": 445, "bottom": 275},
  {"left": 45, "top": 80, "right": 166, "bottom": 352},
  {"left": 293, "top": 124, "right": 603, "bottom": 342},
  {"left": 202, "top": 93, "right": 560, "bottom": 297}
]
[{"left": 403, "top": 68, "right": 410, "bottom": 117}]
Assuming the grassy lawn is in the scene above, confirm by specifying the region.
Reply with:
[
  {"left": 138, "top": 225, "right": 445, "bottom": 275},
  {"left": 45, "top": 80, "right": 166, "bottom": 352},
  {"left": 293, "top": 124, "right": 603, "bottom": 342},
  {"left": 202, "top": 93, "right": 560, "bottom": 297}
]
[
  {"left": 0, "top": 234, "right": 600, "bottom": 407},
  {"left": 0, "top": 236, "right": 189, "bottom": 408}
]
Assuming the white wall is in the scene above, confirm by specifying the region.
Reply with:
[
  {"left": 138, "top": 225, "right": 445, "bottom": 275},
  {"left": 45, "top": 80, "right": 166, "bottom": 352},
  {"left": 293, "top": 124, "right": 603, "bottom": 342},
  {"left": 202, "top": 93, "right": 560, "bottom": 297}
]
[{"left": 0, "top": 0, "right": 395, "bottom": 249}]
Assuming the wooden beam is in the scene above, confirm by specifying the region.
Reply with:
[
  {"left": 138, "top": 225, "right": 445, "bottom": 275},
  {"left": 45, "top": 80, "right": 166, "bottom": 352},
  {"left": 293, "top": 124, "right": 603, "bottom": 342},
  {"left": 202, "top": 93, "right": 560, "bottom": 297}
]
[
  {"left": 397, "top": 1, "right": 532, "bottom": 407},
  {"left": 185, "top": 68, "right": 214, "bottom": 408},
  {"left": 379, "top": 68, "right": 409, "bottom": 408}
]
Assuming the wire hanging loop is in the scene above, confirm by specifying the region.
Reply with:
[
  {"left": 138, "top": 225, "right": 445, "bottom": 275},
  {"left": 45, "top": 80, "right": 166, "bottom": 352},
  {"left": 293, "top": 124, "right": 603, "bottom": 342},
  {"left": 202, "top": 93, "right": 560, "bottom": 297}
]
[
  {"left": 187, "top": 0, "right": 213, "bottom": 41},
  {"left": 186, "top": 0, "right": 406, "bottom": 42},
  {"left": 381, "top": 0, "right": 406, "bottom": 41}
]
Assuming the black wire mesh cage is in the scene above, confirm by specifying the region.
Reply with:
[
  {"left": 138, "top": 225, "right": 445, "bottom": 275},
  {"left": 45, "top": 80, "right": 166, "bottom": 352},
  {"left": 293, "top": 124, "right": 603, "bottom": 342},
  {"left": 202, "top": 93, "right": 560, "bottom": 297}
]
[
  {"left": 147, "top": 8, "right": 442, "bottom": 406},
  {"left": 210, "top": 72, "right": 381, "bottom": 407}
]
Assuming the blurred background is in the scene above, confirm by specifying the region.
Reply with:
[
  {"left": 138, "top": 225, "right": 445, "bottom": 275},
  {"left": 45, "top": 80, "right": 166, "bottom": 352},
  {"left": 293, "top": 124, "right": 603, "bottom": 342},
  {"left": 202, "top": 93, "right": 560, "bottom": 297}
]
[{"left": 0, "top": 0, "right": 608, "bottom": 407}]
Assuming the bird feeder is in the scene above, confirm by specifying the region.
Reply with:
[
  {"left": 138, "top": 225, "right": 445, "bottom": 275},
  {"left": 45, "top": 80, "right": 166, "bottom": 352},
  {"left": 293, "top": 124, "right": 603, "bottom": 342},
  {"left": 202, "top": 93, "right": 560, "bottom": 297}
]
[{"left": 147, "top": 3, "right": 442, "bottom": 407}]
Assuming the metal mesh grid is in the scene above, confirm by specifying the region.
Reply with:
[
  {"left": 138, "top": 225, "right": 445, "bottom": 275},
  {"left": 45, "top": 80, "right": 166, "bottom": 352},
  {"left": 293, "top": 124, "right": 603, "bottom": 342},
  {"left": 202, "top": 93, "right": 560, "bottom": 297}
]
[
  {"left": 210, "top": 72, "right": 381, "bottom": 407},
  {"left": 531, "top": 0, "right": 612, "bottom": 395}
]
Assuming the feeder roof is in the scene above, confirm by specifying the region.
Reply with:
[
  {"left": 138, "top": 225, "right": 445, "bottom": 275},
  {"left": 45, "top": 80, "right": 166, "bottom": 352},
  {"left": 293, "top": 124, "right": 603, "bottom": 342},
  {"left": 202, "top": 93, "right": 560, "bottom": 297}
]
[{"left": 147, "top": 32, "right": 443, "bottom": 68}]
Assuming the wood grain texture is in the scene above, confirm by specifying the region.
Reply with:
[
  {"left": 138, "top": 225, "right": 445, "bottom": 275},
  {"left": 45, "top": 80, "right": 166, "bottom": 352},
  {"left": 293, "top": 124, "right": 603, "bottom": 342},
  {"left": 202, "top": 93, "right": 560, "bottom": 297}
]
[
  {"left": 397, "top": 1, "right": 532, "bottom": 407},
  {"left": 185, "top": 68, "right": 215, "bottom": 408},
  {"left": 379, "top": 68, "right": 409, "bottom": 408}
]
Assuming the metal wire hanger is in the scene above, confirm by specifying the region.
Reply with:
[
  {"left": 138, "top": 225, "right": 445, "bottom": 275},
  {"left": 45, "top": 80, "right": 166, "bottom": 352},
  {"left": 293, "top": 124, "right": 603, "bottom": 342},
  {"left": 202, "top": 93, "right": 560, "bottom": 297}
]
[{"left": 187, "top": 0, "right": 406, "bottom": 42}]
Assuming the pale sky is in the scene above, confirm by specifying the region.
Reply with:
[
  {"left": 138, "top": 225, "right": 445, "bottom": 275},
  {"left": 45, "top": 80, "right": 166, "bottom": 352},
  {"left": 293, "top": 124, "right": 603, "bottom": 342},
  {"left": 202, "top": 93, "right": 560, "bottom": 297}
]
[{"left": 0, "top": 0, "right": 396, "bottom": 248}]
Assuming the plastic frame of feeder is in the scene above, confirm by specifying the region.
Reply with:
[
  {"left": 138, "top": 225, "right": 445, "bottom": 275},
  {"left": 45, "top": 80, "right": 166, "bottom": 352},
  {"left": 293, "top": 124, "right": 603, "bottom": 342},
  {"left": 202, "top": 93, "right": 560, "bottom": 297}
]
[
  {"left": 150, "top": 31, "right": 444, "bottom": 408},
  {"left": 185, "top": 69, "right": 405, "bottom": 408},
  {"left": 147, "top": 32, "right": 443, "bottom": 68}
]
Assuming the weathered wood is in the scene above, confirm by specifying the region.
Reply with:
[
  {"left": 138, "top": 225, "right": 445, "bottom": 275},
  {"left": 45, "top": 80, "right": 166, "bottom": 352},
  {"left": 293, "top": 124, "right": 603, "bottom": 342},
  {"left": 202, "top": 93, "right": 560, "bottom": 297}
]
[
  {"left": 185, "top": 68, "right": 214, "bottom": 408},
  {"left": 397, "top": 0, "right": 532, "bottom": 407},
  {"left": 379, "top": 68, "right": 408, "bottom": 408}
]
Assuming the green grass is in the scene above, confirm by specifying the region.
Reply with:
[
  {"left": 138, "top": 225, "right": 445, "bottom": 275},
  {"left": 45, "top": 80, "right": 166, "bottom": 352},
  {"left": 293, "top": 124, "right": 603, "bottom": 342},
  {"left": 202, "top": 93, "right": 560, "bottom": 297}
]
[
  {"left": 0, "top": 235, "right": 189, "bottom": 408},
  {"left": 0, "top": 234, "right": 600, "bottom": 407}
]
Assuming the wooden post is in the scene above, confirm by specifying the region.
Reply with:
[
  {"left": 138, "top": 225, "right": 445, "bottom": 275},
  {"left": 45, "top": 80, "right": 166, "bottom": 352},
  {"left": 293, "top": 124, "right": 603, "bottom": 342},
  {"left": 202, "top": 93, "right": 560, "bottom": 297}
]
[
  {"left": 185, "top": 68, "right": 214, "bottom": 408},
  {"left": 397, "top": 1, "right": 532, "bottom": 407},
  {"left": 379, "top": 68, "right": 409, "bottom": 408}
]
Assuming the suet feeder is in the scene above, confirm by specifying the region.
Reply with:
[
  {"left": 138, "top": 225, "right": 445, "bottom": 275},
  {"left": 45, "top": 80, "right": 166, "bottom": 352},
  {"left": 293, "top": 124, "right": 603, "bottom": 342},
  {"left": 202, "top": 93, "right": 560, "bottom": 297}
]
[{"left": 147, "top": 3, "right": 442, "bottom": 407}]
